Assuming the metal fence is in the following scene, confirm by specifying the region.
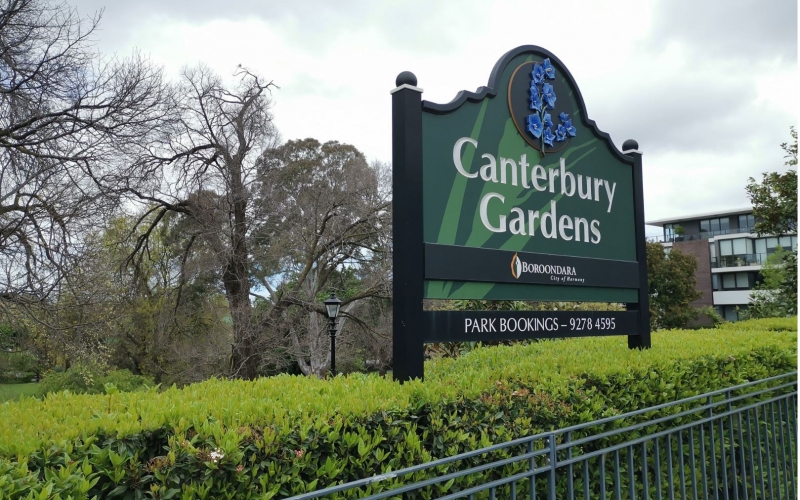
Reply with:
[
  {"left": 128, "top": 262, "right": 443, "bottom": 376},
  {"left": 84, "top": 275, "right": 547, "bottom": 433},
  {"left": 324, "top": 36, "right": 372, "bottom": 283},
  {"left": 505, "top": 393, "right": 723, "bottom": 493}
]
[{"left": 287, "top": 373, "right": 797, "bottom": 500}]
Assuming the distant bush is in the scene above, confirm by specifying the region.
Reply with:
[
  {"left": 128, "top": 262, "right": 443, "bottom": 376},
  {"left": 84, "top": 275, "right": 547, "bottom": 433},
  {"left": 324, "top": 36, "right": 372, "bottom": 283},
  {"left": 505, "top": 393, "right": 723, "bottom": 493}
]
[
  {"left": 696, "top": 305, "right": 725, "bottom": 328},
  {"left": 0, "top": 319, "right": 795, "bottom": 499},
  {"left": 0, "top": 351, "right": 38, "bottom": 384},
  {"left": 36, "top": 364, "right": 154, "bottom": 397}
]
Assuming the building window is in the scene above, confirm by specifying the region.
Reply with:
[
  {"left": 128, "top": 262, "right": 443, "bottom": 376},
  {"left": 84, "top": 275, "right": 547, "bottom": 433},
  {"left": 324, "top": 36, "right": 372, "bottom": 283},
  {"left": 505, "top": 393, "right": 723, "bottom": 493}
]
[
  {"left": 664, "top": 223, "right": 675, "bottom": 241},
  {"left": 738, "top": 214, "right": 755, "bottom": 231},
  {"left": 722, "top": 273, "right": 736, "bottom": 289},
  {"left": 735, "top": 272, "right": 749, "bottom": 288},
  {"left": 755, "top": 238, "right": 766, "bottom": 255},
  {"left": 720, "top": 305, "right": 748, "bottom": 322},
  {"left": 718, "top": 271, "right": 758, "bottom": 290},
  {"left": 700, "top": 217, "right": 730, "bottom": 234},
  {"left": 709, "top": 242, "right": 717, "bottom": 266},
  {"left": 757, "top": 236, "right": 797, "bottom": 255},
  {"left": 722, "top": 305, "right": 739, "bottom": 322},
  {"left": 732, "top": 239, "right": 746, "bottom": 255},
  {"left": 720, "top": 238, "right": 753, "bottom": 258}
]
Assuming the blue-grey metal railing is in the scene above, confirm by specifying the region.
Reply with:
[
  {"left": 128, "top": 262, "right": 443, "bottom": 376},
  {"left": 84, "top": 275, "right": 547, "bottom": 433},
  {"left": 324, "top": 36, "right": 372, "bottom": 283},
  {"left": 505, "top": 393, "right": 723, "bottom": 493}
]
[
  {"left": 647, "top": 227, "right": 756, "bottom": 244},
  {"left": 712, "top": 253, "right": 768, "bottom": 268},
  {"left": 287, "top": 373, "right": 797, "bottom": 499}
]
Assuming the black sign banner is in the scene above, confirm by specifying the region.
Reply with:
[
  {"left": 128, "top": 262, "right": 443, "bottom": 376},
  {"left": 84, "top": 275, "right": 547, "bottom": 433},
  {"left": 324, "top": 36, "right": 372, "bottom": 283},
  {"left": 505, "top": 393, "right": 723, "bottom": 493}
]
[
  {"left": 424, "top": 243, "right": 639, "bottom": 288},
  {"left": 424, "top": 310, "right": 639, "bottom": 343}
]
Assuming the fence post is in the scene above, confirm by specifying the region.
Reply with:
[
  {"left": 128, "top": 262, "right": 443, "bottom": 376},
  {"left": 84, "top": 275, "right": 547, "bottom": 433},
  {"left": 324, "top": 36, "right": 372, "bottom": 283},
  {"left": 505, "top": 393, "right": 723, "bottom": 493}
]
[
  {"left": 548, "top": 433, "right": 557, "bottom": 499},
  {"left": 528, "top": 439, "right": 535, "bottom": 500}
]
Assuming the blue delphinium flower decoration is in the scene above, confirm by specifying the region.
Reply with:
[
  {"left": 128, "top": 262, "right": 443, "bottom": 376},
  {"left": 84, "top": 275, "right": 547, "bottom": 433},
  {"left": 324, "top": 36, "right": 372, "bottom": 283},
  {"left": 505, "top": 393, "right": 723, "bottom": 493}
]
[
  {"left": 542, "top": 83, "right": 556, "bottom": 109},
  {"left": 555, "top": 123, "right": 567, "bottom": 142},
  {"left": 532, "top": 63, "right": 545, "bottom": 85},
  {"left": 526, "top": 114, "right": 543, "bottom": 138},
  {"left": 564, "top": 119, "right": 576, "bottom": 137},
  {"left": 527, "top": 58, "right": 577, "bottom": 153},
  {"left": 543, "top": 126, "right": 556, "bottom": 147},
  {"left": 529, "top": 84, "right": 542, "bottom": 111},
  {"left": 542, "top": 59, "right": 556, "bottom": 80}
]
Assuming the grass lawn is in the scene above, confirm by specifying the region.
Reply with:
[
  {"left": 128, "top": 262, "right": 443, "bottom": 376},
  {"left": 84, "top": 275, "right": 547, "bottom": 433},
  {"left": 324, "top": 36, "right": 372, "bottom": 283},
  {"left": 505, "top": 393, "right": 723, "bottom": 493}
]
[{"left": 0, "top": 383, "right": 38, "bottom": 403}]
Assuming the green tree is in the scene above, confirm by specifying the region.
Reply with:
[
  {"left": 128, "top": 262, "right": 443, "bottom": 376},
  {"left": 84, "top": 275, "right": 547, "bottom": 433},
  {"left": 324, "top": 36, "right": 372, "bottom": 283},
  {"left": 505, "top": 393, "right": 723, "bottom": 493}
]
[
  {"left": 742, "top": 247, "right": 797, "bottom": 318},
  {"left": 646, "top": 242, "right": 702, "bottom": 330},
  {"left": 47, "top": 212, "right": 233, "bottom": 384},
  {"left": 253, "top": 139, "right": 392, "bottom": 377},
  {"left": 746, "top": 126, "right": 797, "bottom": 236},
  {"left": 745, "top": 126, "right": 797, "bottom": 315}
]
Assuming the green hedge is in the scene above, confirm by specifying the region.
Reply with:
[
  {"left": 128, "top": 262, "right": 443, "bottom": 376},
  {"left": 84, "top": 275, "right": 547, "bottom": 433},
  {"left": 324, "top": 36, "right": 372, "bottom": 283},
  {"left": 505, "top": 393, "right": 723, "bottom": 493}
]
[
  {"left": 36, "top": 366, "right": 154, "bottom": 397},
  {"left": 0, "top": 319, "right": 796, "bottom": 499}
]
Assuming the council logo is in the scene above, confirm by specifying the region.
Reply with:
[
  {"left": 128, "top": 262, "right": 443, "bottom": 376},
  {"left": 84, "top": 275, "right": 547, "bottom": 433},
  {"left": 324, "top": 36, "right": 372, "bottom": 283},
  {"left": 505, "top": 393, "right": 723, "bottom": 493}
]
[
  {"left": 510, "top": 252, "right": 579, "bottom": 280},
  {"left": 507, "top": 58, "right": 577, "bottom": 155},
  {"left": 511, "top": 252, "right": 522, "bottom": 279}
]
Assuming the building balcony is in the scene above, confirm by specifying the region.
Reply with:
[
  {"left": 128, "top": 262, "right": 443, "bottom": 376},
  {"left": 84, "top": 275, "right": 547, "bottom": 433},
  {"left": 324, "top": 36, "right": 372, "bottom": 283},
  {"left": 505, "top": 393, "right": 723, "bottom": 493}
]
[
  {"left": 711, "top": 253, "right": 768, "bottom": 268},
  {"left": 648, "top": 226, "right": 756, "bottom": 244},
  {"left": 712, "top": 290, "right": 753, "bottom": 306}
]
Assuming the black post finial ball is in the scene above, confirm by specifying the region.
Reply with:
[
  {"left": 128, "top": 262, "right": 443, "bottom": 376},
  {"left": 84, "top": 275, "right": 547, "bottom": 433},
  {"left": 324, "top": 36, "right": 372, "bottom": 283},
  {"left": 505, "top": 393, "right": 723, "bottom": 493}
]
[
  {"left": 396, "top": 71, "right": 417, "bottom": 87},
  {"left": 622, "top": 139, "right": 639, "bottom": 151}
]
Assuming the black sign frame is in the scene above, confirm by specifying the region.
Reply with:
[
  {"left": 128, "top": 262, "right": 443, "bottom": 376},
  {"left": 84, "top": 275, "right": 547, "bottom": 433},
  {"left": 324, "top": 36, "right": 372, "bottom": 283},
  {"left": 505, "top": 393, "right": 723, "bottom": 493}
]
[{"left": 391, "top": 46, "right": 650, "bottom": 382}]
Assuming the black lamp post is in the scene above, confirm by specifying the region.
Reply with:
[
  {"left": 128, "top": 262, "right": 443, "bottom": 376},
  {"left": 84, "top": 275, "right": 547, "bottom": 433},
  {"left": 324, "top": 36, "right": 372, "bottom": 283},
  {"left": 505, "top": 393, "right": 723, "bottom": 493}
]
[{"left": 324, "top": 292, "right": 342, "bottom": 376}]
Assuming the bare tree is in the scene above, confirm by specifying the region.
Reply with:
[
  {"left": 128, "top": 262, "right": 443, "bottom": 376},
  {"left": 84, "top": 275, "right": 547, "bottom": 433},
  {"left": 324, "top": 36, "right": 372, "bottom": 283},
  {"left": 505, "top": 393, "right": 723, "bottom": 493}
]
[
  {"left": 0, "top": 0, "right": 172, "bottom": 312},
  {"left": 120, "top": 65, "right": 278, "bottom": 379},
  {"left": 114, "top": 66, "right": 393, "bottom": 379}
]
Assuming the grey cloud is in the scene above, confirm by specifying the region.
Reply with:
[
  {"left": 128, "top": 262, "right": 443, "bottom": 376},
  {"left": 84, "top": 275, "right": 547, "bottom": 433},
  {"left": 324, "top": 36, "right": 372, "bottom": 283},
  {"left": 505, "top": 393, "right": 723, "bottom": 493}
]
[
  {"left": 588, "top": 71, "right": 792, "bottom": 156},
  {"left": 72, "top": 0, "right": 482, "bottom": 55},
  {"left": 647, "top": 0, "right": 797, "bottom": 63},
  {"left": 645, "top": 183, "right": 752, "bottom": 220}
]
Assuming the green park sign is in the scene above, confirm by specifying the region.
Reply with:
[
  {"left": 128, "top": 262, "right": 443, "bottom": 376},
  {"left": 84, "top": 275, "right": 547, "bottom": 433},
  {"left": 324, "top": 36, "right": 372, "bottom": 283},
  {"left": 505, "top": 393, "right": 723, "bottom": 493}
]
[{"left": 391, "top": 46, "right": 650, "bottom": 381}]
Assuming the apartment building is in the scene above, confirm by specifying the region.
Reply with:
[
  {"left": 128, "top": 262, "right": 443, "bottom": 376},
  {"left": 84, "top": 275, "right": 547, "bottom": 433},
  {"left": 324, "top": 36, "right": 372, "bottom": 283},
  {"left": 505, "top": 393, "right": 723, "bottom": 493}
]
[{"left": 646, "top": 208, "right": 797, "bottom": 321}]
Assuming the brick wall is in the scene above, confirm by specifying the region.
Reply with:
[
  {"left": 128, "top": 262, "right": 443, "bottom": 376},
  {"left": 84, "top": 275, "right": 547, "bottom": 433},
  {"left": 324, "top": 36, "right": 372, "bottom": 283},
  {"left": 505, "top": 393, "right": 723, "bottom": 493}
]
[{"left": 672, "top": 239, "right": 712, "bottom": 308}]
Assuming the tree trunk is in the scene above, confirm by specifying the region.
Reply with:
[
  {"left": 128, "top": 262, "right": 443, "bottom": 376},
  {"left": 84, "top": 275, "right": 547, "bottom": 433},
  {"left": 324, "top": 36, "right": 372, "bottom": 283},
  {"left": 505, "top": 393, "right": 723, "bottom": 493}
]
[
  {"left": 226, "top": 259, "right": 257, "bottom": 379},
  {"left": 226, "top": 160, "right": 258, "bottom": 379}
]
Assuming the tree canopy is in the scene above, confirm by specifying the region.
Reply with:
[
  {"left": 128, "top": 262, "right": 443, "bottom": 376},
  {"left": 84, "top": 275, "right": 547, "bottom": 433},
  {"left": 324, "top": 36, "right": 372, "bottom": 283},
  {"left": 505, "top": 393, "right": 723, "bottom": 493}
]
[
  {"left": 646, "top": 242, "right": 702, "bottom": 330},
  {"left": 0, "top": 0, "right": 172, "bottom": 317},
  {"left": 746, "top": 127, "right": 797, "bottom": 237},
  {"left": 743, "top": 127, "right": 798, "bottom": 318}
]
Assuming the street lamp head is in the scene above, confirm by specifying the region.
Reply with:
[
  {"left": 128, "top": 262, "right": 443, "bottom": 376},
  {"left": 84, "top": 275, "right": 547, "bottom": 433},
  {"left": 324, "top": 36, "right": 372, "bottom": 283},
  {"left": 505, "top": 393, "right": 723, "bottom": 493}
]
[{"left": 324, "top": 292, "right": 342, "bottom": 320}]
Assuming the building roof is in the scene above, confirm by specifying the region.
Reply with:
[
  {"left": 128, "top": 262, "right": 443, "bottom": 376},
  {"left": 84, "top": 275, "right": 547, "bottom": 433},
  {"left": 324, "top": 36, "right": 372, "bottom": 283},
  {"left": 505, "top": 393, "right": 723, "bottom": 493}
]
[{"left": 646, "top": 207, "right": 753, "bottom": 227}]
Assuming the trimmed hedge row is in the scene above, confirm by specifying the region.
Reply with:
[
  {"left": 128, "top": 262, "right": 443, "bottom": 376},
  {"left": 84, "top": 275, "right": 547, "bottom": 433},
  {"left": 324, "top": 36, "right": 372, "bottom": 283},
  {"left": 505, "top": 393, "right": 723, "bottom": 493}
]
[{"left": 0, "top": 319, "right": 796, "bottom": 499}]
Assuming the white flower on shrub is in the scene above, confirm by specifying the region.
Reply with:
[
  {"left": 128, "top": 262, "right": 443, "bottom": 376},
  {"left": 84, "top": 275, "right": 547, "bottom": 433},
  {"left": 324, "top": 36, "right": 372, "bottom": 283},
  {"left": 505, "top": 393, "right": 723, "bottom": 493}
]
[{"left": 210, "top": 449, "right": 224, "bottom": 462}]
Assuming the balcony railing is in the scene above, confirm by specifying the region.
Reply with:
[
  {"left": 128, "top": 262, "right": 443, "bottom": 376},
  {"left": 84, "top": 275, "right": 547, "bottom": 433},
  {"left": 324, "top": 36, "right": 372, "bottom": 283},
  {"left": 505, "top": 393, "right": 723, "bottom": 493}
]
[
  {"left": 711, "top": 253, "right": 768, "bottom": 268},
  {"left": 647, "top": 226, "right": 755, "bottom": 244}
]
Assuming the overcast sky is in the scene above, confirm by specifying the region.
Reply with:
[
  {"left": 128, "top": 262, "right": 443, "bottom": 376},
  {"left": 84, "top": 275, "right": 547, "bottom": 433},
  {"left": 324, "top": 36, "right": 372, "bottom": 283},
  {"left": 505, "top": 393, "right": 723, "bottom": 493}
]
[{"left": 71, "top": 0, "right": 797, "bottom": 233}]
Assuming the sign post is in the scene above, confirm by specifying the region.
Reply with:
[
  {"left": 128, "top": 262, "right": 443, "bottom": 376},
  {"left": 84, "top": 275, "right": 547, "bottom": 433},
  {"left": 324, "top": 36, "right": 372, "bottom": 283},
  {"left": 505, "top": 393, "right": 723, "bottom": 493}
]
[
  {"left": 391, "top": 46, "right": 650, "bottom": 382},
  {"left": 391, "top": 71, "right": 425, "bottom": 382}
]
